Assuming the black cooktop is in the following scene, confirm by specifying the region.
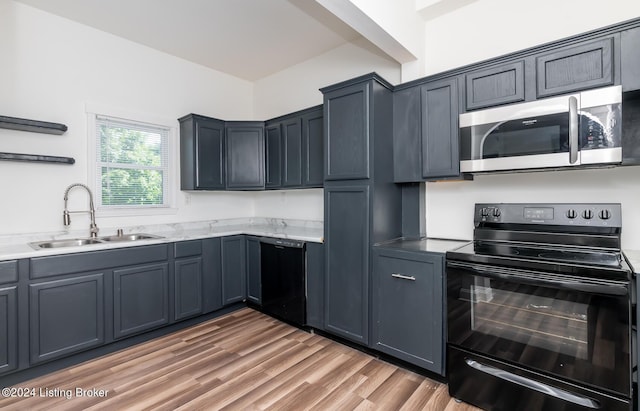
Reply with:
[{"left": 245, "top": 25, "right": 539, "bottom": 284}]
[{"left": 447, "top": 241, "right": 630, "bottom": 280}]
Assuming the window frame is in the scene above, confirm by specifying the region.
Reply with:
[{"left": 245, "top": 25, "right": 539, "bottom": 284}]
[{"left": 86, "top": 103, "right": 177, "bottom": 217}]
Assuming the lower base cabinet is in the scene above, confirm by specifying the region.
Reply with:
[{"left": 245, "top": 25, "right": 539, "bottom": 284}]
[
  {"left": 29, "top": 274, "right": 104, "bottom": 364},
  {"left": 246, "top": 237, "right": 261, "bottom": 305},
  {"left": 371, "top": 247, "right": 445, "bottom": 375},
  {"left": 113, "top": 263, "right": 169, "bottom": 339},
  {"left": 174, "top": 257, "right": 203, "bottom": 321},
  {"left": 221, "top": 236, "right": 247, "bottom": 305},
  {"left": 0, "top": 286, "right": 17, "bottom": 374}
]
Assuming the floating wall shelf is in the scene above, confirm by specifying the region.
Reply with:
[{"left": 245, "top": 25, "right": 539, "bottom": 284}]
[
  {"left": 0, "top": 115, "right": 68, "bottom": 135},
  {"left": 0, "top": 152, "right": 75, "bottom": 165}
]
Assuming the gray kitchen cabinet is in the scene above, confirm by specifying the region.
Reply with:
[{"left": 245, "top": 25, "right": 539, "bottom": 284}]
[
  {"left": 179, "top": 114, "right": 226, "bottom": 190},
  {"left": 0, "top": 286, "right": 17, "bottom": 375},
  {"left": 621, "top": 26, "right": 640, "bottom": 92},
  {"left": 371, "top": 247, "right": 444, "bottom": 375},
  {"left": 323, "top": 81, "right": 370, "bottom": 180},
  {"left": 465, "top": 61, "right": 525, "bottom": 110},
  {"left": 324, "top": 184, "right": 370, "bottom": 344},
  {"left": 29, "top": 273, "right": 105, "bottom": 364},
  {"left": 113, "top": 263, "right": 169, "bottom": 339},
  {"left": 173, "top": 241, "right": 203, "bottom": 321},
  {"left": 226, "top": 122, "right": 265, "bottom": 190},
  {"left": 301, "top": 106, "right": 324, "bottom": 187},
  {"left": 265, "top": 122, "right": 282, "bottom": 189},
  {"left": 202, "top": 237, "right": 223, "bottom": 313},
  {"left": 221, "top": 235, "right": 246, "bottom": 305},
  {"left": 282, "top": 117, "right": 303, "bottom": 187},
  {"left": 421, "top": 77, "right": 460, "bottom": 179},
  {"left": 393, "top": 77, "right": 460, "bottom": 181},
  {"left": 245, "top": 236, "right": 261, "bottom": 305},
  {"left": 305, "top": 242, "right": 325, "bottom": 330},
  {"left": 321, "top": 73, "right": 401, "bottom": 347},
  {"left": 535, "top": 37, "right": 615, "bottom": 98}
]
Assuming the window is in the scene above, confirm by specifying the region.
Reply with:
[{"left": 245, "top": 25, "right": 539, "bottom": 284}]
[{"left": 93, "top": 115, "right": 170, "bottom": 210}]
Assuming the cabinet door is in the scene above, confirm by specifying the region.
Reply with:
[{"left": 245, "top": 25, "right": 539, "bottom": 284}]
[
  {"left": 265, "top": 123, "right": 282, "bottom": 188},
  {"left": 536, "top": 37, "right": 614, "bottom": 98},
  {"left": 621, "top": 27, "right": 640, "bottom": 92},
  {"left": 466, "top": 61, "right": 525, "bottom": 110},
  {"left": 306, "top": 242, "right": 325, "bottom": 330},
  {"left": 29, "top": 274, "right": 104, "bottom": 364},
  {"left": 202, "top": 237, "right": 223, "bottom": 313},
  {"left": 324, "top": 184, "right": 370, "bottom": 345},
  {"left": 0, "top": 286, "right": 17, "bottom": 375},
  {"left": 393, "top": 86, "right": 422, "bottom": 182},
  {"left": 301, "top": 108, "right": 324, "bottom": 187},
  {"left": 324, "top": 82, "right": 370, "bottom": 180},
  {"left": 421, "top": 78, "right": 460, "bottom": 179},
  {"left": 221, "top": 236, "right": 246, "bottom": 305},
  {"left": 282, "top": 118, "right": 303, "bottom": 187},
  {"left": 372, "top": 249, "right": 444, "bottom": 374},
  {"left": 246, "top": 237, "right": 261, "bottom": 304},
  {"left": 179, "top": 115, "right": 225, "bottom": 190},
  {"left": 113, "top": 263, "right": 169, "bottom": 339},
  {"left": 174, "top": 257, "right": 203, "bottom": 321},
  {"left": 226, "top": 123, "right": 265, "bottom": 190}
]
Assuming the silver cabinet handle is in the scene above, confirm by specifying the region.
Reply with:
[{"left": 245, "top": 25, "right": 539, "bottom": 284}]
[
  {"left": 391, "top": 273, "right": 416, "bottom": 281},
  {"left": 569, "top": 96, "right": 579, "bottom": 164}
]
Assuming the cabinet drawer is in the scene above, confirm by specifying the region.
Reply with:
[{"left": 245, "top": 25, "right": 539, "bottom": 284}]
[
  {"left": 0, "top": 260, "right": 18, "bottom": 285},
  {"left": 536, "top": 37, "right": 614, "bottom": 97},
  {"left": 466, "top": 61, "right": 525, "bottom": 110},
  {"left": 174, "top": 240, "right": 202, "bottom": 258}
]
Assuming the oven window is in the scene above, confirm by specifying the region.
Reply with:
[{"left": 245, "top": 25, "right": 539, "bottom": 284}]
[
  {"left": 470, "top": 278, "right": 588, "bottom": 359},
  {"left": 447, "top": 268, "right": 630, "bottom": 395}
]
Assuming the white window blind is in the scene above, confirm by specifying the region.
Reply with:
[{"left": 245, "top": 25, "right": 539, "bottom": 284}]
[{"left": 95, "top": 115, "right": 169, "bottom": 209}]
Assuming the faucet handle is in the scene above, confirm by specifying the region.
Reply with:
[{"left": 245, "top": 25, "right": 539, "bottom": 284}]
[{"left": 117, "top": 228, "right": 124, "bottom": 237}]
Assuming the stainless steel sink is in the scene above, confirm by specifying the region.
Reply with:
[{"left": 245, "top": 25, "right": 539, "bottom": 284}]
[
  {"left": 99, "top": 233, "right": 163, "bottom": 242},
  {"left": 29, "top": 238, "right": 105, "bottom": 249},
  {"left": 29, "top": 233, "right": 163, "bottom": 250}
]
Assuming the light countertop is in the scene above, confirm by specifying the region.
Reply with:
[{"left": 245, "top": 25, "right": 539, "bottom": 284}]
[
  {"left": 374, "top": 237, "right": 470, "bottom": 254},
  {"left": 0, "top": 218, "right": 323, "bottom": 261}
]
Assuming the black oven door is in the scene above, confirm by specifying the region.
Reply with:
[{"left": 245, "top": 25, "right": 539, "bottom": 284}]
[{"left": 447, "top": 261, "right": 631, "bottom": 397}]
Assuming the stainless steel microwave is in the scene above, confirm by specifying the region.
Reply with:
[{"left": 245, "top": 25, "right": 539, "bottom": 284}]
[{"left": 459, "top": 85, "right": 622, "bottom": 173}]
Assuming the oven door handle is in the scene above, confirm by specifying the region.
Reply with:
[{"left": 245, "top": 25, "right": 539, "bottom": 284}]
[
  {"left": 465, "top": 358, "right": 600, "bottom": 409},
  {"left": 447, "top": 261, "right": 628, "bottom": 296}
]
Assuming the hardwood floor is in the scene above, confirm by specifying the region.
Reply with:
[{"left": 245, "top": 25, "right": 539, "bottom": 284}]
[{"left": 0, "top": 308, "right": 480, "bottom": 410}]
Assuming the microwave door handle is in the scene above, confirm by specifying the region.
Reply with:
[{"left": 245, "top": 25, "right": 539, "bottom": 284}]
[{"left": 569, "top": 96, "right": 579, "bottom": 164}]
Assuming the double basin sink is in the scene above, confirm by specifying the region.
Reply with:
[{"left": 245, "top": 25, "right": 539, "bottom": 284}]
[{"left": 29, "top": 233, "right": 163, "bottom": 250}]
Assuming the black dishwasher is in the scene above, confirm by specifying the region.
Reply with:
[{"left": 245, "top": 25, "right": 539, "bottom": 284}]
[{"left": 260, "top": 237, "right": 306, "bottom": 326}]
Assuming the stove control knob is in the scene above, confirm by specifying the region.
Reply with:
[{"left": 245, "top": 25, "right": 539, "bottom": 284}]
[
  {"left": 582, "top": 209, "right": 594, "bottom": 220},
  {"left": 598, "top": 209, "right": 611, "bottom": 220},
  {"left": 481, "top": 208, "right": 489, "bottom": 217},
  {"left": 492, "top": 208, "right": 501, "bottom": 217},
  {"left": 566, "top": 209, "right": 577, "bottom": 219}
]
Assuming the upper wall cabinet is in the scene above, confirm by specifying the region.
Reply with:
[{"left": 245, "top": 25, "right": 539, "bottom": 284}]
[
  {"left": 179, "top": 114, "right": 225, "bottom": 190},
  {"left": 324, "top": 82, "right": 370, "bottom": 180},
  {"left": 535, "top": 37, "right": 615, "bottom": 98},
  {"left": 621, "top": 26, "right": 640, "bottom": 92},
  {"left": 394, "top": 77, "right": 460, "bottom": 182},
  {"left": 264, "top": 122, "right": 282, "bottom": 189},
  {"left": 264, "top": 106, "right": 324, "bottom": 190},
  {"left": 301, "top": 107, "right": 324, "bottom": 187},
  {"left": 225, "top": 122, "right": 265, "bottom": 190},
  {"left": 465, "top": 61, "right": 525, "bottom": 110}
]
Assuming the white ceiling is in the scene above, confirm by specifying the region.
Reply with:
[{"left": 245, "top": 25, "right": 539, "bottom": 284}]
[{"left": 15, "top": 0, "right": 364, "bottom": 81}]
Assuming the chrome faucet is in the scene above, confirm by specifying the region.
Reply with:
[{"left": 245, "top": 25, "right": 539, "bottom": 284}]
[{"left": 63, "top": 183, "right": 99, "bottom": 238}]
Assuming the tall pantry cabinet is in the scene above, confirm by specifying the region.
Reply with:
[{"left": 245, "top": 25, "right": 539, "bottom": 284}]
[{"left": 321, "top": 73, "right": 402, "bottom": 345}]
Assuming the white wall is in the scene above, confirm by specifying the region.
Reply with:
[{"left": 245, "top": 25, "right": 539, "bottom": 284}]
[
  {"left": 422, "top": 0, "right": 640, "bottom": 76},
  {"left": 0, "top": 1, "right": 255, "bottom": 236},
  {"left": 421, "top": 0, "right": 640, "bottom": 249},
  {"left": 253, "top": 37, "right": 401, "bottom": 119},
  {"left": 252, "top": 36, "right": 401, "bottom": 221}
]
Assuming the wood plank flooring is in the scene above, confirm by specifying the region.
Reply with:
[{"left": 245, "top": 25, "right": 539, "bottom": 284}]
[{"left": 0, "top": 308, "right": 480, "bottom": 410}]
